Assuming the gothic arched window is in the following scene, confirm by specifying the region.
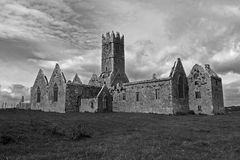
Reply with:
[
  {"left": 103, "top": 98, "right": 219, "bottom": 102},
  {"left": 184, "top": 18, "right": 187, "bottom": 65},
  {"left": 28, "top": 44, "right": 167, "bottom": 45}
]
[
  {"left": 37, "top": 87, "right": 41, "bottom": 103},
  {"left": 53, "top": 83, "right": 58, "bottom": 102},
  {"left": 178, "top": 75, "right": 184, "bottom": 98}
]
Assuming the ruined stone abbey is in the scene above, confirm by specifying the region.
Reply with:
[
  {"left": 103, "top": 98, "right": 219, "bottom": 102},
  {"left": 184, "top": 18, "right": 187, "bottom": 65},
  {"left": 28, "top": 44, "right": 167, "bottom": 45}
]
[{"left": 30, "top": 31, "right": 225, "bottom": 115}]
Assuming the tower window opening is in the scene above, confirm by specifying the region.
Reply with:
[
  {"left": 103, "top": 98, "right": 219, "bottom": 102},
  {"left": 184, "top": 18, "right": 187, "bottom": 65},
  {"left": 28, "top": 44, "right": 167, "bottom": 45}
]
[
  {"left": 198, "top": 105, "right": 202, "bottom": 111},
  {"left": 136, "top": 92, "right": 139, "bottom": 102},
  {"left": 195, "top": 91, "right": 201, "bottom": 99}
]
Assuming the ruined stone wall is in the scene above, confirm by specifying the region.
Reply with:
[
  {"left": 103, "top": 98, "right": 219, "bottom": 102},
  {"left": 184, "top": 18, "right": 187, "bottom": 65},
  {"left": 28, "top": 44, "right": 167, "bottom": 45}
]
[
  {"left": 80, "top": 98, "right": 98, "bottom": 113},
  {"left": 97, "top": 85, "right": 112, "bottom": 112},
  {"left": 211, "top": 77, "right": 225, "bottom": 114},
  {"left": 188, "top": 65, "right": 214, "bottom": 115},
  {"left": 113, "top": 79, "right": 173, "bottom": 114},
  {"left": 30, "top": 70, "right": 49, "bottom": 111},
  {"left": 47, "top": 83, "right": 66, "bottom": 113},
  {"left": 65, "top": 83, "right": 101, "bottom": 113},
  {"left": 102, "top": 35, "right": 113, "bottom": 74},
  {"left": 101, "top": 32, "right": 129, "bottom": 87},
  {"left": 109, "top": 71, "right": 129, "bottom": 87},
  {"left": 113, "top": 45, "right": 125, "bottom": 73},
  {"left": 171, "top": 60, "right": 189, "bottom": 114},
  {"left": 47, "top": 64, "right": 66, "bottom": 113},
  {"left": 88, "top": 74, "right": 103, "bottom": 87}
]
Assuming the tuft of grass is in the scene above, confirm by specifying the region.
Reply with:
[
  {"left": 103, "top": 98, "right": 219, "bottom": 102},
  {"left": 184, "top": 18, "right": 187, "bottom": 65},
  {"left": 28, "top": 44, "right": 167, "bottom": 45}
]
[
  {"left": 0, "top": 133, "right": 15, "bottom": 145},
  {"left": 69, "top": 123, "right": 93, "bottom": 140},
  {"left": 43, "top": 124, "right": 65, "bottom": 137},
  {"left": 0, "top": 155, "right": 9, "bottom": 160}
]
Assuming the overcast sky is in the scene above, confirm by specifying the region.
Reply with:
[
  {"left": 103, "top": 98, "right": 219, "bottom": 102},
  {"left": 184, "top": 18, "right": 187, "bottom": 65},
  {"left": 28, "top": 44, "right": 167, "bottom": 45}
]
[{"left": 0, "top": 0, "right": 240, "bottom": 106}]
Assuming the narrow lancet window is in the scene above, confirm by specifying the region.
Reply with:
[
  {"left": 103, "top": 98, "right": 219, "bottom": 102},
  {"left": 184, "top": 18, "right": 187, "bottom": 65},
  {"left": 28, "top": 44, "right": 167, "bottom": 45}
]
[
  {"left": 155, "top": 89, "right": 160, "bottom": 99},
  {"left": 53, "top": 83, "right": 58, "bottom": 102},
  {"left": 136, "top": 92, "right": 139, "bottom": 102},
  {"left": 123, "top": 92, "right": 126, "bottom": 100},
  {"left": 37, "top": 87, "right": 41, "bottom": 103},
  {"left": 178, "top": 76, "right": 184, "bottom": 98}
]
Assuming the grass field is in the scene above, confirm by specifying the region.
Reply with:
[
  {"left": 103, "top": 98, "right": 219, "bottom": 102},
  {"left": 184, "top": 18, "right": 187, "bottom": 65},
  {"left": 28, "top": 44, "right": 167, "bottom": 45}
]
[{"left": 0, "top": 109, "right": 239, "bottom": 160}]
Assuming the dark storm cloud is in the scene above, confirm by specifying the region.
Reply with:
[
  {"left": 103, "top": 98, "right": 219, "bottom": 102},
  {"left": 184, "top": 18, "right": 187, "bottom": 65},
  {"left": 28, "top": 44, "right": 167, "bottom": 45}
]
[
  {"left": 213, "top": 60, "right": 240, "bottom": 75},
  {"left": 0, "top": 38, "right": 39, "bottom": 60}
]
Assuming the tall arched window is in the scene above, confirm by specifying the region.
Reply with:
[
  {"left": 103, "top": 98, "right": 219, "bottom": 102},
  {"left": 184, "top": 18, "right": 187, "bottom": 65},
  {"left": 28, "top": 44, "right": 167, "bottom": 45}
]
[
  {"left": 178, "top": 75, "right": 184, "bottom": 98},
  {"left": 103, "top": 95, "right": 107, "bottom": 110},
  {"left": 53, "top": 83, "right": 58, "bottom": 102},
  {"left": 37, "top": 87, "right": 41, "bottom": 103}
]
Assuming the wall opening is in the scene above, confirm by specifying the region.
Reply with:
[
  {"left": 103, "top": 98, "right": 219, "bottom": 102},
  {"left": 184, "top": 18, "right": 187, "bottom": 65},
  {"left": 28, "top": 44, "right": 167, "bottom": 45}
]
[
  {"left": 198, "top": 105, "right": 202, "bottom": 111},
  {"left": 37, "top": 87, "right": 41, "bottom": 103},
  {"left": 91, "top": 101, "right": 94, "bottom": 109},
  {"left": 76, "top": 96, "right": 81, "bottom": 112},
  {"left": 123, "top": 92, "right": 126, "bottom": 100},
  {"left": 195, "top": 91, "right": 201, "bottom": 99},
  {"left": 195, "top": 81, "right": 200, "bottom": 86},
  {"left": 103, "top": 96, "right": 107, "bottom": 111},
  {"left": 155, "top": 89, "right": 160, "bottom": 99},
  {"left": 194, "top": 73, "right": 198, "bottom": 79},
  {"left": 53, "top": 83, "right": 58, "bottom": 102},
  {"left": 136, "top": 92, "right": 139, "bottom": 102},
  {"left": 178, "top": 75, "right": 184, "bottom": 98}
]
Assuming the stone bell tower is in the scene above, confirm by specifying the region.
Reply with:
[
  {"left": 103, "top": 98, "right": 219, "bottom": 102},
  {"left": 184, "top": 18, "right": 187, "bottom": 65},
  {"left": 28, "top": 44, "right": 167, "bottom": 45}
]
[{"left": 100, "top": 31, "right": 129, "bottom": 87}]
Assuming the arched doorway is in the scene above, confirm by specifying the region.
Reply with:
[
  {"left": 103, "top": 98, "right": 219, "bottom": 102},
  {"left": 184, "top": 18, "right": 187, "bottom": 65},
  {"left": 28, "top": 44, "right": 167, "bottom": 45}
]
[{"left": 103, "top": 95, "right": 108, "bottom": 112}]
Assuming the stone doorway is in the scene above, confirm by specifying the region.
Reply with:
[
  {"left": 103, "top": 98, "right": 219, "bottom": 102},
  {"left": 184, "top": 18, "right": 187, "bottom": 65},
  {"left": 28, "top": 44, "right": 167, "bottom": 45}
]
[
  {"left": 103, "top": 95, "right": 108, "bottom": 112},
  {"left": 76, "top": 96, "right": 81, "bottom": 112}
]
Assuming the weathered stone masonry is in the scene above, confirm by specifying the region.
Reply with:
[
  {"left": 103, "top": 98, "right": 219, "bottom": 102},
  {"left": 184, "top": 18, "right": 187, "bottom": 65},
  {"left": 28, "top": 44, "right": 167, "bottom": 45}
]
[
  {"left": 113, "top": 78, "right": 172, "bottom": 114},
  {"left": 30, "top": 64, "right": 67, "bottom": 113},
  {"left": 65, "top": 83, "right": 112, "bottom": 113},
  {"left": 30, "top": 31, "right": 224, "bottom": 115},
  {"left": 30, "top": 69, "right": 48, "bottom": 111},
  {"left": 47, "top": 64, "right": 66, "bottom": 113},
  {"left": 170, "top": 59, "right": 189, "bottom": 114},
  {"left": 188, "top": 64, "right": 224, "bottom": 115},
  {"left": 100, "top": 31, "right": 129, "bottom": 87},
  {"left": 113, "top": 58, "right": 189, "bottom": 115}
]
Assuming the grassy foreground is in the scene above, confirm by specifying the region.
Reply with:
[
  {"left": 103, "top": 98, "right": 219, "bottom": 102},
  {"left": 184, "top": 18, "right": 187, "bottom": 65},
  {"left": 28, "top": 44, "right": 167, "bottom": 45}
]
[{"left": 0, "top": 109, "right": 239, "bottom": 160}]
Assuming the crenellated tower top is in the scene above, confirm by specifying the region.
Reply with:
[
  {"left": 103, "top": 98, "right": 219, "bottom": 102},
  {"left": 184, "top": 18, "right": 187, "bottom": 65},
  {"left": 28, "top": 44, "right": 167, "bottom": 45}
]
[
  {"left": 102, "top": 31, "right": 124, "bottom": 45},
  {"left": 101, "top": 31, "right": 129, "bottom": 87}
]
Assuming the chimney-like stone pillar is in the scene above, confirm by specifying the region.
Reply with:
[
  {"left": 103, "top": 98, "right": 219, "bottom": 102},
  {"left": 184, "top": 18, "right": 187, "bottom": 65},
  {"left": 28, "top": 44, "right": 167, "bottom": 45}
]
[{"left": 205, "top": 64, "right": 210, "bottom": 70}]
